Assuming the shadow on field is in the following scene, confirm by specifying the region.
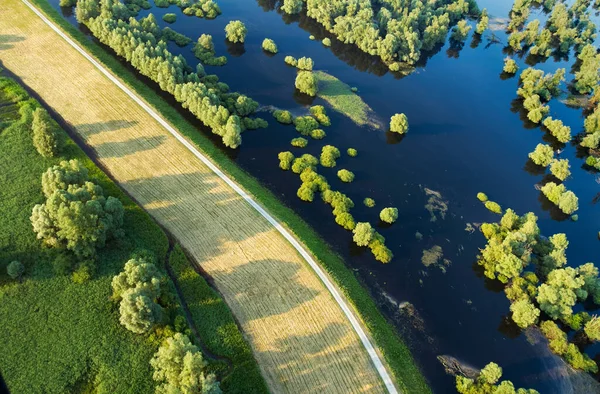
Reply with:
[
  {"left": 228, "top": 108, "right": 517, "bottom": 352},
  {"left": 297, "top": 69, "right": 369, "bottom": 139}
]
[
  {"left": 92, "top": 135, "right": 167, "bottom": 158},
  {"left": 76, "top": 119, "right": 139, "bottom": 136},
  {"left": 0, "top": 34, "right": 25, "bottom": 51}
]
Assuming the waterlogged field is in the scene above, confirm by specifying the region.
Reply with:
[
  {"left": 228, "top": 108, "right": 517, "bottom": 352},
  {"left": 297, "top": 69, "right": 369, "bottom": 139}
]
[{"left": 45, "top": 0, "right": 600, "bottom": 392}]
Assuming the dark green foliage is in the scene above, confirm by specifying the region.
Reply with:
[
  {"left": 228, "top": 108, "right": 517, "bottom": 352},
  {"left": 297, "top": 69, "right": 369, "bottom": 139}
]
[
  {"left": 162, "top": 27, "right": 192, "bottom": 46},
  {"left": 309, "top": 105, "right": 330, "bottom": 126},
  {"left": 162, "top": 13, "right": 176, "bottom": 23},
  {"left": 32, "top": 107, "right": 62, "bottom": 158},
  {"left": 363, "top": 197, "right": 375, "bottom": 208},
  {"left": 193, "top": 34, "right": 227, "bottom": 66},
  {"left": 273, "top": 109, "right": 293, "bottom": 124},
  {"left": 294, "top": 115, "right": 319, "bottom": 135},
  {"left": 6, "top": 261, "right": 24, "bottom": 280}
]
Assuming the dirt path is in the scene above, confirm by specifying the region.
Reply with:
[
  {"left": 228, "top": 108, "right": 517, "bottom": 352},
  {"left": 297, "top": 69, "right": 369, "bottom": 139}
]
[{"left": 0, "top": 1, "right": 394, "bottom": 392}]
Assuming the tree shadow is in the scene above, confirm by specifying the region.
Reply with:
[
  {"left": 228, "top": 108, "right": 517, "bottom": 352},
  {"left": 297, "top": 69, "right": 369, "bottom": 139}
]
[
  {"left": 92, "top": 135, "right": 167, "bottom": 158},
  {"left": 0, "top": 34, "right": 25, "bottom": 51},
  {"left": 225, "top": 41, "right": 245, "bottom": 57},
  {"left": 75, "top": 119, "right": 140, "bottom": 137}
]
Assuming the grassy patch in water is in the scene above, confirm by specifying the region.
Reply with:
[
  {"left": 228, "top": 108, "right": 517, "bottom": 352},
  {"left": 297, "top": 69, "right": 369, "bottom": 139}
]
[{"left": 314, "top": 71, "right": 379, "bottom": 129}]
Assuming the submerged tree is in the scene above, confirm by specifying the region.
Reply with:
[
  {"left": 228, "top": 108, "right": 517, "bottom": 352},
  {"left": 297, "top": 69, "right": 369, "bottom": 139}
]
[
  {"left": 390, "top": 113, "right": 409, "bottom": 134},
  {"left": 295, "top": 71, "right": 318, "bottom": 96},
  {"left": 225, "top": 20, "right": 247, "bottom": 43}
]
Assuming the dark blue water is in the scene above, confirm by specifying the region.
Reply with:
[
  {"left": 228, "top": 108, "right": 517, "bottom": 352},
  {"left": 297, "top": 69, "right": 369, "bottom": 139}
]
[{"left": 49, "top": 0, "right": 600, "bottom": 392}]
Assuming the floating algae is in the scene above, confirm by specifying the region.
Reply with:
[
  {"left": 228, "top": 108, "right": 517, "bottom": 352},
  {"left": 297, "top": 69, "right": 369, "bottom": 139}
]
[
  {"left": 424, "top": 188, "right": 448, "bottom": 222},
  {"left": 421, "top": 245, "right": 452, "bottom": 273}
]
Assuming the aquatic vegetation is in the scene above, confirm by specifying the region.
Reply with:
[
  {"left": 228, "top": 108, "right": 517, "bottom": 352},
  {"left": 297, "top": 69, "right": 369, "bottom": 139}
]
[
  {"left": 294, "top": 116, "right": 319, "bottom": 135},
  {"left": 162, "top": 13, "right": 176, "bottom": 23},
  {"left": 193, "top": 34, "right": 227, "bottom": 66},
  {"left": 380, "top": 207, "right": 398, "bottom": 224},
  {"left": 424, "top": 188, "right": 448, "bottom": 221},
  {"left": 347, "top": 148, "right": 357, "bottom": 157},
  {"left": 484, "top": 201, "right": 502, "bottom": 214},
  {"left": 456, "top": 362, "right": 539, "bottom": 394},
  {"left": 309, "top": 105, "right": 330, "bottom": 126},
  {"left": 542, "top": 117, "right": 571, "bottom": 143},
  {"left": 153, "top": 0, "right": 221, "bottom": 19},
  {"left": 262, "top": 38, "right": 278, "bottom": 54},
  {"left": 475, "top": 8, "right": 489, "bottom": 34},
  {"left": 390, "top": 113, "right": 409, "bottom": 134},
  {"left": 314, "top": 71, "right": 378, "bottom": 128},
  {"left": 310, "top": 128, "right": 326, "bottom": 140},
  {"left": 503, "top": 58, "right": 518, "bottom": 74},
  {"left": 273, "top": 109, "right": 293, "bottom": 124},
  {"left": 451, "top": 19, "right": 471, "bottom": 42},
  {"left": 362, "top": 198, "right": 375, "bottom": 208},
  {"left": 295, "top": 71, "right": 318, "bottom": 96},
  {"left": 528, "top": 143, "right": 554, "bottom": 167},
  {"left": 337, "top": 169, "right": 354, "bottom": 183},
  {"left": 225, "top": 20, "right": 247, "bottom": 43},
  {"left": 421, "top": 245, "right": 451, "bottom": 272},
  {"left": 320, "top": 145, "right": 340, "bottom": 168},
  {"left": 540, "top": 182, "right": 579, "bottom": 215},
  {"left": 297, "top": 57, "right": 314, "bottom": 71},
  {"left": 549, "top": 159, "right": 571, "bottom": 181},
  {"left": 284, "top": 55, "right": 298, "bottom": 67},
  {"left": 291, "top": 137, "right": 308, "bottom": 148}
]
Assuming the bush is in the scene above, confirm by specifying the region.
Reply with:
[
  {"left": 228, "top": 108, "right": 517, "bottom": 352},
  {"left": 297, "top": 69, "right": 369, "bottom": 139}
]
[
  {"left": 543, "top": 117, "right": 571, "bottom": 143},
  {"left": 296, "top": 57, "right": 314, "bottom": 71},
  {"left": 193, "top": 34, "right": 227, "bottom": 66},
  {"left": 337, "top": 169, "right": 355, "bottom": 182},
  {"left": 162, "top": 13, "right": 176, "bottom": 23},
  {"left": 380, "top": 208, "right": 398, "bottom": 224},
  {"left": 353, "top": 222, "right": 374, "bottom": 246},
  {"left": 477, "top": 192, "right": 488, "bottom": 202},
  {"left": 550, "top": 159, "right": 571, "bottom": 181},
  {"left": 291, "top": 137, "right": 308, "bottom": 147},
  {"left": 309, "top": 105, "right": 330, "bottom": 126},
  {"left": 322, "top": 37, "right": 331, "bottom": 46},
  {"left": 309, "top": 35, "right": 315, "bottom": 40},
  {"left": 294, "top": 116, "right": 319, "bottom": 135},
  {"left": 119, "top": 288, "right": 164, "bottom": 334},
  {"left": 540, "top": 320, "right": 568, "bottom": 355},
  {"left": 273, "top": 109, "right": 293, "bottom": 124},
  {"left": 364, "top": 197, "right": 375, "bottom": 208},
  {"left": 390, "top": 113, "right": 408, "bottom": 134},
  {"left": 291, "top": 154, "right": 318, "bottom": 173},
  {"left": 310, "top": 128, "right": 326, "bottom": 139},
  {"left": 295, "top": 71, "right": 318, "bottom": 96},
  {"left": 529, "top": 143, "right": 554, "bottom": 167},
  {"left": 347, "top": 148, "right": 357, "bottom": 157},
  {"left": 225, "top": 20, "right": 247, "bottom": 43},
  {"left": 503, "top": 58, "right": 518, "bottom": 74},
  {"left": 278, "top": 151, "right": 294, "bottom": 170},
  {"left": 541, "top": 182, "right": 579, "bottom": 215},
  {"left": 6, "top": 261, "right": 24, "bottom": 280},
  {"left": 510, "top": 298, "right": 540, "bottom": 328},
  {"left": 262, "top": 38, "right": 278, "bottom": 54},
  {"left": 320, "top": 145, "right": 340, "bottom": 167},
  {"left": 451, "top": 19, "right": 471, "bottom": 42},
  {"left": 584, "top": 316, "right": 600, "bottom": 341},
  {"left": 32, "top": 107, "right": 61, "bottom": 158},
  {"left": 284, "top": 55, "right": 298, "bottom": 67},
  {"left": 484, "top": 201, "right": 502, "bottom": 214}
]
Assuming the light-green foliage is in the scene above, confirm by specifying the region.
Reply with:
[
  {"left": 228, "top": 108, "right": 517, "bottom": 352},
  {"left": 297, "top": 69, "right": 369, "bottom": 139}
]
[
  {"left": 477, "top": 192, "right": 488, "bottom": 202},
  {"left": 540, "top": 182, "right": 579, "bottom": 215},
  {"left": 451, "top": 19, "right": 471, "bottom": 42},
  {"left": 475, "top": 8, "right": 488, "bottom": 34},
  {"left": 536, "top": 267, "right": 585, "bottom": 320},
  {"left": 278, "top": 151, "right": 295, "bottom": 170},
  {"left": 310, "top": 129, "right": 326, "bottom": 139},
  {"left": 262, "top": 38, "right": 278, "bottom": 53},
  {"left": 296, "top": 57, "right": 314, "bottom": 71},
  {"left": 284, "top": 55, "right": 298, "bottom": 67},
  {"left": 322, "top": 37, "right": 331, "bottom": 46},
  {"left": 347, "top": 148, "right": 357, "bottom": 157},
  {"left": 510, "top": 298, "right": 540, "bottom": 328},
  {"left": 337, "top": 169, "right": 354, "bottom": 182},
  {"left": 503, "top": 58, "right": 518, "bottom": 74},
  {"left": 281, "top": 0, "right": 303, "bottom": 14},
  {"left": 585, "top": 316, "right": 600, "bottom": 341},
  {"left": 291, "top": 154, "right": 319, "bottom": 174},
  {"left": 549, "top": 159, "right": 570, "bottom": 181},
  {"left": 224, "top": 20, "right": 247, "bottom": 43},
  {"left": 295, "top": 71, "right": 318, "bottom": 96},
  {"left": 119, "top": 287, "right": 164, "bottom": 334},
  {"left": 364, "top": 197, "right": 376, "bottom": 208},
  {"left": 529, "top": 143, "right": 554, "bottom": 167},
  {"left": 575, "top": 44, "right": 600, "bottom": 94},
  {"left": 294, "top": 116, "right": 319, "bottom": 135},
  {"left": 523, "top": 94, "right": 549, "bottom": 124},
  {"left": 320, "top": 145, "right": 340, "bottom": 167},
  {"left": 32, "top": 107, "right": 61, "bottom": 158},
  {"left": 353, "top": 222, "right": 374, "bottom": 246},
  {"left": 162, "top": 13, "right": 176, "bottom": 23},
  {"left": 193, "top": 34, "right": 227, "bottom": 66},
  {"left": 309, "top": 105, "right": 330, "bottom": 126},
  {"left": 456, "top": 361, "right": 539, "bottom": 394},
  {"left": 273, "top": 109, "right": 293, "bottom": 124},
  {"left": 543, "top": 117, "right": 571, "bottom": 143},
  {"left": 390, "top": 113, "right": 408, "bottom": 134},
  {"left": 380, "top": 207, "right": 398, "bottom": 224},
  {"left": 291, "top": 137, "right": 308, "bottom": 147},
  {"left": 484, "top": 201, "right": 502, "bottom": 214}
]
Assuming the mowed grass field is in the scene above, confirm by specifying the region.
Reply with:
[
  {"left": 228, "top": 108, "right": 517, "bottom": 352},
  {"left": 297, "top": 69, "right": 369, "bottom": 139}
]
[{"left": 0, "top": 0, "right": 389, "bottom": 392}]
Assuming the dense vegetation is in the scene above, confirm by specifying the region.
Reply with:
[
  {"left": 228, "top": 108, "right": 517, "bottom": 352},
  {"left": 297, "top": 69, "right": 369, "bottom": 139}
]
[
  {"left": 456, "top": 362, "right": 538, "bottom": 393},
  {"left": 75, "top": 0, "right": 265, "bottom": 148},
  {"left": 193, "top": 34, "right": 228, "bottom": 66},
  {"left": 153, "top": 0, "right": 221, "bottom": 19},
  {"left": 0, "top": 76, "right": 265, "bottom": 393},
  {"left": 279, "top": 0, "right": 477, "bottom": 69}
]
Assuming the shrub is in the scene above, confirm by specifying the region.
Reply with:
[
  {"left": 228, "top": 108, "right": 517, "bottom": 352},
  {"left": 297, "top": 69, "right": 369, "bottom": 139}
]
[
  {"left": 119, "top": 288, "right": 164, "bottom": 334},
  {"left": 353, "top": 222, "right": 374, "bottom": 246},
  {"left": 477, "top": 192, "right": 488, "bottom": 202},
  {"left": 529, "top": 143, "right": 554, "bottom": 167},
  {"left": 510, "top": 298, "right": 540, "bottom": 328},
  {"left": 273, "top": 109, "right": 293, "bottom": 124},
  {"left": 347, "top": 148, "right": 357, "bottom": 157},
  {"left": 364, "top": 197, "right": 375, "bottom": 208},
  {"left": 111, "top": 255, "right": 163, "bottom": 300},
  {"left": 278, "top": 151, "right": 295, "bottom": 170},
  {"left": 337, "top": 169, "right": 355, "bottom": 182},
  {"left": 310, "top": 129, "right": 326, "bottom": 139},
  {"left": 162, "top": 13, "right": 176, "bottom": 23},
  {"left": 309, "top": 35, "right": 315, "bottom": 40},
  {"left": 581, "top": 132, "right": 600, "bottom": 149},
  {"left": 451, "top": 19, "right": 471, "bottom": 42},
  {"left": 484, "top": 201, "right": 502, "bottom": 214},
  {"left": 380, "top": 208, "right": 398, "bottom": 224},
  {"left": 284, "top": 55, "right": 298, "bottom": 67},
  {"left": 291, "top": 154, "right": 318, "bottom": 173},
  {"left": 296, "top": 57, "right": 314, "bottom": 71},
  {"left": 319, "top": 145, "right": 340, "bottom": 167},
  {"left": 294, "top": 116, "right": 319, "bottom": 135},
  {"left": 295, "top": 71, "right": 318, "bottom": 96},
  {"left": 390, "top": 113, "right": 408, "bottom": 134},
  {"left": 550, "top": 159, "right": 571, "bottom": 181},
  {"left": 6, "top": 261, "right": 24, "bottom": 280},
  {"left": 540, "top": 321, "right": 568, "bottom": 355},
  {"left": 291, "top": 137, "right": 308, "bottom": 147},
  {"left": 309, "top": 105, "right": 330, "bottom": 126},
  {"left": 584, "top": 316, "right": 600, "bottom": 341},
  {"left": 541, "top": 182, "right": 579, "bottom": 215},
  {"left": 350, "top": 87, "right": 358, "bottom": 93},
  {"left": 503, "top": 58, "right": 518, "bottom": 74},
  {"left": 543, "top": 117, "right": 571, "bottom": 143},
  {"left": 322, "top": 37, "right": 331, "bottom": 46},
  {"left": 225, "top": 20, "right": 247, "bottom": 43},
  {"left": 32, "top": 107, "right": 61, "bottom": 158},
  {"left": 193, "top": 34, "right": 227, "bottom": 66},
  {"left": 335, "top": 212, "right": 355, "bottom": 230},
  {"left": 262, "top": 38, "right": 278, "bottom": 54},
  {"left": 281, "top": 0, "right": 303, "bottom": 14},
  {"left": 565, "top": 343, "right": 598, "bottom": 373}
]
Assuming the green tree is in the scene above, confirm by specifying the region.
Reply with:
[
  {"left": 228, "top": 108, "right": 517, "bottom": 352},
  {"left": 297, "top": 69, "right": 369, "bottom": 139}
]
[
  {"left": 475, "top": 9, "right": 488, "bottom": 35},
  {"left": 451, "top": 19, "right": 471, "bottom": 42},
  {"left": 281, "top": 0, "right": 303, "bottom": 14},
  {"left": 119, "top": 288, "right": 164, "bottom": 334},
  {"left": 111, "top": 255, "right": 163, "bottom": 300},
  {"left": 584, "top": 316, "right": 600, "bottom": 341},
  {"left": 380, "top": 207, "right": 398, "bottom": 224},
  {"left": 347, "top": 148, "right": 357, "bottom": 157},
  {"left": 41, "top": 159, "right": 89, "bottom": 198},
  {"left": 484, "top": 201, "right": 502, "bottom": 214},
  {"left": 6, "top": 261, "right": 24, "bottom": 280},
  {"left": 291, "top": 137, "right": 308, "bottom": 148},
  {"left": 529, "top": 144, "right": 554, "bottom": 167},
  {"left": 389, "top": 113, "right": 408, "bottom": 134},
  {"left": 549, "top": 159, "right": 570, "bottom": 181},
  {"left": 510, "top": 298, "right": 540, "bottom": 328},
  {"left": 536, "top": 267, "right": 585, "bottom": 320},
  {"left": 273, "top": 109, "right": 293, "bottom": 124},
  {"left": 295, "top": 71, "right": 318, "bottom": 96},
  {"left": 32, "top": 107, "right": 61, "bottom": 158},
  {"left": 262, "top": 38, "right": 278, "bottom": 54},
  {"left": 278, "top": 151, "right": 295, "bottom": 170},
  {"left": 353, "top": 222, "right": 374, "bottom": 246},
  {"left": 296, "top": 57, "right": 314, "bottom": 71},
  {"left": 284, "top": 56, "right": 298, "bottom": 67},
  {"left": 542, "top": 117, "right": 571, "bottom": 143},
  {"left": 477, "top": 192, "right": 488, "bottom": 202},
  {"left": 319, "top": 145, "right": 340, "bottom": 167},
  {"left": 224, "top": 20, "right": 247, "bottom": 43},
  {"left": 364, "top": 197, "right": 375, "bottom": 208},
  {"left": 503, "top": 58, "right": 518, "bottom": 74},
  {"left": 337, "top": 169, "right": 354, "bottom": 182}
]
